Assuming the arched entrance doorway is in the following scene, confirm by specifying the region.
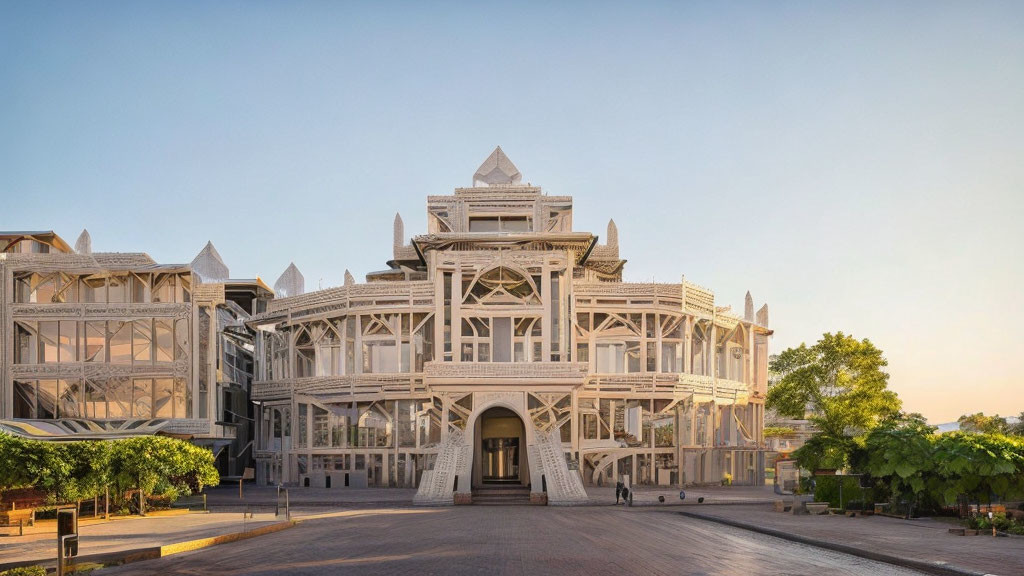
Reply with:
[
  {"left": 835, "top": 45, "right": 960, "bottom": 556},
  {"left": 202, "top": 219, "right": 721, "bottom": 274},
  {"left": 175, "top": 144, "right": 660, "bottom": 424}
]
[{"left": 472, "top": 407, "right": 529, "bottom": 488}]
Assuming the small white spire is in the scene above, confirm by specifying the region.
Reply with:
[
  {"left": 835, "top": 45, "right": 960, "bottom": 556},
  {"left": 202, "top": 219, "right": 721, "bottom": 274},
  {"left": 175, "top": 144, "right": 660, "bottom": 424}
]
[
  {"left": 744, "top": 291, "right": 754, "bottom": 322},
  {"left": 344, "top": 269, "right": 355, "bottom": 286},
  {"left": 74, "top": 229, "right": 92, "bottom": 254},
  {"left": 393, "top": 213, "right": 405, "bottom": 248},
  {"left": 756, "top": 303, "right": 770, "bottom": 327}
]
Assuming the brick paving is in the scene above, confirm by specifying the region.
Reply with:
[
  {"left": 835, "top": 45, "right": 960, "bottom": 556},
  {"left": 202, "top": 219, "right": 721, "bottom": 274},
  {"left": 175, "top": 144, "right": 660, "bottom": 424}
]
[
  {"left": 684, "top": 504, "right": 1024, "bottom": 576},
  {"left": 96, "top": 507, "right": 924, "bottom": 576}
]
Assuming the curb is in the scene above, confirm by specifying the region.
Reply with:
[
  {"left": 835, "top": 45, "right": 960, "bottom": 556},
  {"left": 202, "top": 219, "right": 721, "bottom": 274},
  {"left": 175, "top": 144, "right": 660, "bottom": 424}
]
[
  {"left": 678, "top": 511, "right": 989, "bottom": 576},
  {"left": 0, "top": 520, "right": 296, "bottom": 574}
]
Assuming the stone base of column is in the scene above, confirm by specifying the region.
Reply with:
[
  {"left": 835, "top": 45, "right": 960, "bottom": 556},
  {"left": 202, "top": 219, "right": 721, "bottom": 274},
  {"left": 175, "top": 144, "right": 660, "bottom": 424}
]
[{"left": 530, "top": 493, "right": 548, "bottom": 505}]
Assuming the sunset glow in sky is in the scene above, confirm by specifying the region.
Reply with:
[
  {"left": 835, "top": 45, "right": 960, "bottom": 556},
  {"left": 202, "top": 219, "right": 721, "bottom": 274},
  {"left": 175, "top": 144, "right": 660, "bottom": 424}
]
[{"left": 3, "top": 2, "right": 1022, "bottom": 422}]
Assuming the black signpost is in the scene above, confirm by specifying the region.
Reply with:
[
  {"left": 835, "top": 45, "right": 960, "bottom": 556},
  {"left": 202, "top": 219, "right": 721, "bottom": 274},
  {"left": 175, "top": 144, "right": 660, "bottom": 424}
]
[{"left": 56, "top": 506, "right": 78, "bottom": 576}]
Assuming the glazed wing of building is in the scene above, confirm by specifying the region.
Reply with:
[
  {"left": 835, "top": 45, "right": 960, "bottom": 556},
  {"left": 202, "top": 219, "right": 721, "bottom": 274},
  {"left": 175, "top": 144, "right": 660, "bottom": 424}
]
[
  {"left": 0, "top": 248, "right": 205, "bottom": 435},
  {"left": 0, "top": 233, "right": 264, "bottom": 470},
  {"left": 249, "top": 149, "right": 772, "bottom": 502}
]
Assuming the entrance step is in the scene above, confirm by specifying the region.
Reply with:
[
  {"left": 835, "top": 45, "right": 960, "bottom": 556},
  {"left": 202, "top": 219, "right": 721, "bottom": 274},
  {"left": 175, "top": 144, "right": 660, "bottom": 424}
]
[{"left": 472, "top": 485, "right": 532, "bottom": 506}]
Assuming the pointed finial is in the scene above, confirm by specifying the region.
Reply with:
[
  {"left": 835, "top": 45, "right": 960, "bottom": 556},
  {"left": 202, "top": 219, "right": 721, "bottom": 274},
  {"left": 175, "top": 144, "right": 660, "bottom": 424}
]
[
  {"left": 756, "top": 303, "right": 769, "bottom": 327},
  {"left": 473, "top": 146, "right": 522, "bottom": 187},
  {"left": 273, "top": 262, "right": 305, "bottom": 297},
  {"left": 74, "top": 229, "right": 92, "bottom": 254},
  {"left": 344, "top": 269, "right": 355, "bottom": 286},
  {"left": 744, "top": 291, "right": 754, "bottom": 322},
  {"left": 190, "top": 241, "right": 229, "bottom": 282},
  {"left": 393, "top": 213, "right": 405, "bottom": 248}
]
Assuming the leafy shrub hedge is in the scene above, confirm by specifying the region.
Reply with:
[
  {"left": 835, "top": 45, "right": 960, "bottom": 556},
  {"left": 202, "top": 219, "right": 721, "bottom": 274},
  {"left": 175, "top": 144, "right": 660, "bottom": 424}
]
[
  {"left": 813, "top": 475, "right": 866, "bottom": 509},
  {"left": 853, "top": 417, "right": 1024, "bottom": 515},
  {"left": 967, "top": 511, "right": 1024, "bottom": 535},
  {"left": 0, "top": 566, "right": 47, "bottom": 576},
  {"left": 0, "top": 434, "right": 219, "bottom": 508}
]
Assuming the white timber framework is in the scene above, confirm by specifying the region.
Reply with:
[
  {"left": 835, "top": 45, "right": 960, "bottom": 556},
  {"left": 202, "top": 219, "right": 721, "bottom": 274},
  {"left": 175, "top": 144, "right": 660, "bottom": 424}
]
[{"left": 246, "top": 148, "right": 773, "bottom": 505}]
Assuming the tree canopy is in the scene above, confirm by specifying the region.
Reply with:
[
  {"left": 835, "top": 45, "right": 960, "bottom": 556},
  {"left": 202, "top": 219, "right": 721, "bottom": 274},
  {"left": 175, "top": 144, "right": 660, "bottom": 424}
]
[
  {"left": 0, "top": 434, "right": 219, "bottom": 507},
  {"left": 854, "top": 414, "right": 1024, "bottom": 510},
  {"left": 957, "top": 412, "right": 1010, "bottom": 435},
  {"left": 768, "top": 332, "right": 901, "bottom": 470}
]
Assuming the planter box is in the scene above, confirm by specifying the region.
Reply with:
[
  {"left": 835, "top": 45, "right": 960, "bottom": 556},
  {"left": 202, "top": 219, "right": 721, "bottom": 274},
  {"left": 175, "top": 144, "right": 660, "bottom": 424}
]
[{"left": 805, "top": 502, "right": 830, "bottom": 515}]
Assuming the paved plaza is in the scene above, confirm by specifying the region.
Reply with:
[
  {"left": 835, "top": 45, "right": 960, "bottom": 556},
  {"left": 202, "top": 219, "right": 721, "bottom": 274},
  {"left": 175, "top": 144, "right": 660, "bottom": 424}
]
[
  {"left": 5, "top": 489, "right": 1020, "bottom": 575},
  {"left": 684, "top": 504, "right": 1024, "bottom": 576},
  {"left": 0, "top": 511, "right": 280, "bottom": 569},
  {"left": 96, "top": 507, "right": 926, "bottom": 576},
  {"left": 204, "top": 483, "right": 778, "bottom": 511}
]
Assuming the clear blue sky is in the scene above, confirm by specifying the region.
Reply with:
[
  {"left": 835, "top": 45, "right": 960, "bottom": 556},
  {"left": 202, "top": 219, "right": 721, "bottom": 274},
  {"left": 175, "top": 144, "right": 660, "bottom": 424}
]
[{"left": 2, "top": 1, "right": 1022, "bottom": 422}]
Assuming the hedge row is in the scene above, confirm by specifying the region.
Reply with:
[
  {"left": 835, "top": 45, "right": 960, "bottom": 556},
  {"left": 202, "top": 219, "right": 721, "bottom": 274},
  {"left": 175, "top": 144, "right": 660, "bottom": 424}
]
[{"left": 0, "top": 433, "right": 219, "bottom": 507}]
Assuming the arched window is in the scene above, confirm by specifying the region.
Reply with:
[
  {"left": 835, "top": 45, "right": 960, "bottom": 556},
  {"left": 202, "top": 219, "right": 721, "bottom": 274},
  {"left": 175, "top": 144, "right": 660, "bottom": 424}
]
[{"left": 464, "top": 266, "right": 541, "bottom": 305}]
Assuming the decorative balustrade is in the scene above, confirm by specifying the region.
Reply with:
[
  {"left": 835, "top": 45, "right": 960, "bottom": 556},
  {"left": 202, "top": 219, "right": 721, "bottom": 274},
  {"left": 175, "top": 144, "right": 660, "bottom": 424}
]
[
  {"left": 265, "top": 281, "right": 434, "bottom": 315},
  {"left": 10, "top": 302, "right": 189, "bottom": 319},
  {"left": 583, "top": 371, "right": 750, "bottom": 402},
  {"left": 423, "top": 361, "right": 590, "bottom": 385},
  {"left": 253, "top": 367, "right": 751, "bottom": 401},
  {"left": 574, "top": 282, "right": 682, "bottom": 299},
  {"left": 252, "top": 374, "right": 425, "bottom": 401}
]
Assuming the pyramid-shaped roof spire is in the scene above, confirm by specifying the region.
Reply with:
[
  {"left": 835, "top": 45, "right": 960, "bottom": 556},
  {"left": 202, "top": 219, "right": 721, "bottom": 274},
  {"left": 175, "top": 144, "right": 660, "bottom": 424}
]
[
  {"left": 274, "top": 262, "right": 305, "bottom": 298},
  {"left": 473, "top": 146, "right": 522, "bottom": 187},
  {"left": 191, "top": 241, "right": 229, "bottom": 282}
]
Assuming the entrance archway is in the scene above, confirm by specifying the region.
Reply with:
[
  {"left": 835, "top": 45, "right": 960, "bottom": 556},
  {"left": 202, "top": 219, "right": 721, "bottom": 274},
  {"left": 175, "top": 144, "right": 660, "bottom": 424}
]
[{"left": 472, "top": 407, "right": 529, "bottom": 488}]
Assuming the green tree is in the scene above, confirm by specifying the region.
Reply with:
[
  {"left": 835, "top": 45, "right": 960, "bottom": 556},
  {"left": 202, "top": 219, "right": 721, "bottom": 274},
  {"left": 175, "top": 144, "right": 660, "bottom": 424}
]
[
  {"left": 957, "top": 412, "right": 1009, "bottom": 435},
  {"left": 107, "top": 436, "right": 219, "bottom": 506},
  {"left": 1010, "top": 413, "right": 1024, "bottom": 436},
  {"left": 767, "top": 332, "right": 901, "bottom": 471},
  {"left": 931, "top": 432, "right": 1024, "bottom": 506},
  {"left": 859, "top": 413, "right": 936, "bottom": 509},
  {"left": 1, "top": 434, "right": 218, "bottom": 508}
]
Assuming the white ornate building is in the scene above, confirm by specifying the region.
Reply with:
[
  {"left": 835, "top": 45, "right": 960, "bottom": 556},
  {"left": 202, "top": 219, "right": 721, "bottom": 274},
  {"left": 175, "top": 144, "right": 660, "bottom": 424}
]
[{"left": 248, "top": 148, "right": 773, "bottom": 505}]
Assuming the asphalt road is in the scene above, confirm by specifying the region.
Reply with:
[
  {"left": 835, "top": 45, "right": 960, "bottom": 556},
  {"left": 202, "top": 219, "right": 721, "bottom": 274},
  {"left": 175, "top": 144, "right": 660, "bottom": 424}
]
[{"left": 97, "top": 507, "right": 926, "bottom": 576}]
